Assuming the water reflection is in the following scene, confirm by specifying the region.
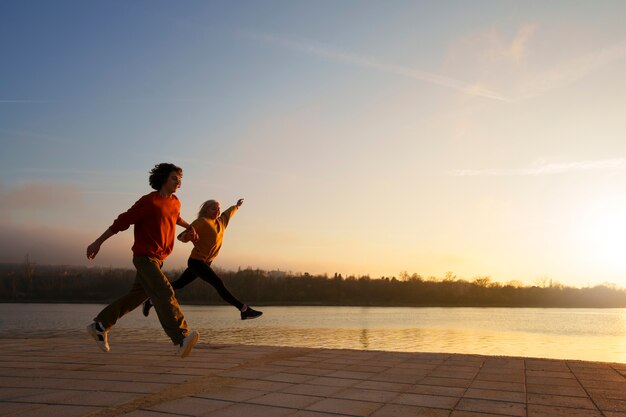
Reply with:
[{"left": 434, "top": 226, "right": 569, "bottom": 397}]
[
  {"left": 1, "top": 304, "right": 625, "bottom": 363},
  {"left": 360, "top": 328, "right": 369, "bottom": 349},
  {"left": 181, "top": 325, "right": 625, "bottom": 363}
]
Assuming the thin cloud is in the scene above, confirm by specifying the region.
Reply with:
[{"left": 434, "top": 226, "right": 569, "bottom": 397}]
[
  {"left": 445, "top": 24, "right": 626, "bottom": 102},
  {"left": 0, "top": 99, "right": 55, "bottom": 103},
  {"left": 458, "top": 24, "right": 536, "bottom": 64},
  {"left": 83, "top": 190, "right": 138, "bottom": 196},
  {"left": 0, "top": 181, "right": 82, "bottom": 210},
  {"left": 503, "top": 24, "right": 536, "bottom": 63},
  {"left": 249, "top": 32, "right": 510, "bottom": 102},
  {"left": 0, "top": 98, "right": 212, "bottom": 105},
  {"left": 449, "top": 158, "right": 626, "bottom": 177},
  {"left": 11, "top": 167, "right": 141, "bottom": 177},
  {"left": 0, "top": 128, "right": 77, "bottom": 146},
  {"left": 514, "top": 39, "right": 626, "bottom": 100},
  {"left": 0, "top": 222, "right": 133, "bottom": 267}
]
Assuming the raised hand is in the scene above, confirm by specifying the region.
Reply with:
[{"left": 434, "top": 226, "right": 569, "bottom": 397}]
[{"left": 86, "top": 241, "right": 101, "bottom": 260}]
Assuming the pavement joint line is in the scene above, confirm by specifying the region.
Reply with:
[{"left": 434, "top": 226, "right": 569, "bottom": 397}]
[
  {"left": 524, "top": 358, "right": 529, "bottom": 417},
  {"left": 450, "top": 352, "right": 487, "bottom": 413},
  {"left": 82, "top": 375, "right": 241, "bottom": 417},
  {"left": 80, "top": 346, "right": 315, "bottom": 417},
  {"left": 565, "top": 360, "right": 604, "bottom": 416}
]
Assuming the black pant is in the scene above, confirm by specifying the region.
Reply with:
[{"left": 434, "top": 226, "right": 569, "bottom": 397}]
[{"left": 172, "top": 258, "right": 244, "bottom": 310}]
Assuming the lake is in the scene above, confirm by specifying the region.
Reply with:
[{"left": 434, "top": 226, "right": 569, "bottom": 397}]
[{"left": 0, "top": 303, "right": 624, "bottom": 363}]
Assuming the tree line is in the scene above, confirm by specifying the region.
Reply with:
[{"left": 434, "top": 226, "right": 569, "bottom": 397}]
[{"left": 1, "top": 262, "right": 624, "bottom": 308}]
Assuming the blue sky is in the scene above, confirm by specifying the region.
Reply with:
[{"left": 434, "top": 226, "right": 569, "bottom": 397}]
[{"left": 2, "top": 1, "right": 626, "bottom": 287}]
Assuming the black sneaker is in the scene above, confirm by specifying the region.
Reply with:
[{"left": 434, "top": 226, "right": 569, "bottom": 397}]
[
  {"left": 142, "top": 299, "right": 152, "bottom": 317},
  {"left": 241, "top": 306, "right": 263, "bottom": 320}
]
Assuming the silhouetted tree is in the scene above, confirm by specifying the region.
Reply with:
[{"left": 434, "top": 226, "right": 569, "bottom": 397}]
[{"left": 1, "top": 263, "right": 625, "bottom": 307}]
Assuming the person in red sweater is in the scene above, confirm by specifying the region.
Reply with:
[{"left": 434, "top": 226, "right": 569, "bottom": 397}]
[{"left": 86, "top": 163, "right": 200, "bottom": 358}]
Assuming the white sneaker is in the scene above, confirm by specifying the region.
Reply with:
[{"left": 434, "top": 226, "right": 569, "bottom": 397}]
[
  {"left": 178, "top": 330, "right": 199, "bottom": 358},
  {"left": 87, "top": 322, "right": 110, "bottom": 352}
]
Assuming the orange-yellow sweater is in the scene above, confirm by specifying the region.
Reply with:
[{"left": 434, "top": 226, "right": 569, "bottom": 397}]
[{"left": 189, "top": 205, "right": 238, "bottom": 263}]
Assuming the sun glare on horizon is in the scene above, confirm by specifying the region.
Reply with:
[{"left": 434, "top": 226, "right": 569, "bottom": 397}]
[{"left": 577, "top": 196, "right": 626, "bottom": 283}]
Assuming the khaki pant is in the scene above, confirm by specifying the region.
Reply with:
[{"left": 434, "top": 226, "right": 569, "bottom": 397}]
[{"left": 94, "top": 256, "right": 189, "bottom": 345}]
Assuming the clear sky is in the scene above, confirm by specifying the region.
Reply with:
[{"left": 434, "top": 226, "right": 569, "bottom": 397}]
[{"left": 2, "top": 1, "right": 626, "bottom": 288}]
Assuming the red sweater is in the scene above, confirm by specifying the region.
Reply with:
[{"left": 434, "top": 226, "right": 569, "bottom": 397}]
[{"left": 109, "top": 191, "right": 181, "bottom": 260}]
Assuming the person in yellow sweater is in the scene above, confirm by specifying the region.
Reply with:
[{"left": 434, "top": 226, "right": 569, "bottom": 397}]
[{"left": 142, "top": 198, "right": 263, "bottom": 320}]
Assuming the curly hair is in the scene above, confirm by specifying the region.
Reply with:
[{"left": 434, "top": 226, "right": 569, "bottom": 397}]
[{"left": 148, "top": 163, "right": 182, "bottom": 190}]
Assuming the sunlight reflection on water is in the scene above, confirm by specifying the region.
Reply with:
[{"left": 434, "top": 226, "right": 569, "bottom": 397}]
[{"left": 1, "top": 304, "right": 624, "bottom": 363}]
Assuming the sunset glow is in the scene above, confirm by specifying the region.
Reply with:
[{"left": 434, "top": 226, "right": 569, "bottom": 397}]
[
  {"left": 578, "top": 196, "right": 626, "bottom": 276},
  {"left": 2, "top": 1, "right": 626, "bottom": 288}
]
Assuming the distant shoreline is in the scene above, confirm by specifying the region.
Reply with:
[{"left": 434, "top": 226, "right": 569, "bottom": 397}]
[
  {"left": 1, "top": 300, "right": 625, "bottom": 309},
  {"left": 3, "top": 263, "right": 625, "bottom": 308}
]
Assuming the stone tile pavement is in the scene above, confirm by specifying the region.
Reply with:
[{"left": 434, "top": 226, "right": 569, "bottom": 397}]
[{"left": 0, "top": 336, "right": 625, "bottom": 416}]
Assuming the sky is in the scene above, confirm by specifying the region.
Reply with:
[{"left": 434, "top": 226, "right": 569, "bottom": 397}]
[{"left": 2, "top": 1, "right": 626, "bottom": 288}]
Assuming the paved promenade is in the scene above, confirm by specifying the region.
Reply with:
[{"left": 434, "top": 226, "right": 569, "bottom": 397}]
[{"left": 0, "top": 336, "right": 625, "bottom": 417}]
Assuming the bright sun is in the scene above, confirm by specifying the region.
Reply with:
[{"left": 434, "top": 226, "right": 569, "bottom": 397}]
[{"left": 578, "top": 198, "right": 626, "bottom": 276}]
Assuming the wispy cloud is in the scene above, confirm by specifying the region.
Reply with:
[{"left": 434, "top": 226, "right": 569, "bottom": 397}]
[
  {"left": 513, "top": 39, "right": 626, "bottom": 100},
  {"left": 0, "top": 222, "right": 132, "bottom": 267},
  {"left": 249, "top": 32, "right": 510, "bottom": 102},
  {"left": 445, "top": 23, "right": 626, "bottom": 102},
  {"left": 0, "top": 98, "right": 213, "bottom": 105},
  {"left": 0, "top": 128, "right": 76, "bottom": 146},
  {"left": 452, "top": 24, "right": 536, "bottom": 65},
  {"left": 9, "top": 167, "right": 141, "bottom": 177},
  {"left": 0, "top": 99, "right": 55, "bottom": 103},
  {"left": 506, "top": 24, "right": 536, "bottom": 63},
  {"left": 449, "top": 158, "right": 626, "bottom": 176},
  {"left": 0, "top": 181, "right": 82, "bottom": 211}
]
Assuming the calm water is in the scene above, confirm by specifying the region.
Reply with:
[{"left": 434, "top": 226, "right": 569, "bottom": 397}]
[{"left": 1, "top": 303, "right": 624, "bottom": 363}]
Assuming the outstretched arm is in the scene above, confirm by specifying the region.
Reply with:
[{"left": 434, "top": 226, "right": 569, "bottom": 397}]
[
  {"left": 86, "top": 228, "right": 115, "bottom": 260},
  {"left": 219, "top": 198, "right": 244, "bottom": 228}
]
